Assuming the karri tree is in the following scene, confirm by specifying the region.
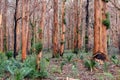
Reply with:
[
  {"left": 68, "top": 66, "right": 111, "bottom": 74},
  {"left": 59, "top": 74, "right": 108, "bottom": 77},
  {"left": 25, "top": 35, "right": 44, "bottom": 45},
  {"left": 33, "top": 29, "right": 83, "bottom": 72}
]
[
  {"left": 36, "top": 0, "right": 46, "bottom": 70},
  {"left": 52, "top": 0, "right": 59, "bottom": 58},
  {"left": 73, "top": 0, "right": 82, "bottom": 54},
  {"left": 0, "top": 7, "right": 3, "bottom": 52},
  {"left": 60, "top": 0, "right": 66, "bottom": 56},
  {"left": 93, "top": 0, "right": 110, "bottom": 62},
  {"left": 22, "top": 0, "right": 29, "bottom": 61}
]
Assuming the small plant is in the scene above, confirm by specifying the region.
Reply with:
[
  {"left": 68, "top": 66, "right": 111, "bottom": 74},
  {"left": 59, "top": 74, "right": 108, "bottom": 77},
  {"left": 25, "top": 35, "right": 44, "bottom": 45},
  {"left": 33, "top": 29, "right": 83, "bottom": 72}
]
[
  {"left": 84, "top": 59, "right": 97, "bottom": 72},
  {"left": 71, "top": 63, "right": 78, "bottom": 77},
  {"left": 111, "top": 55, "right": 120, "bottom": 66},
  {"left": 0, "top": 53, "right": 7, "bottom": 77},
  {"left": 80, "top": 54, "right": 84, "bottom": 60},
  {"left": 51, "top": 65, "right": 61, "bottom": 74},
  {"left": 38, "top": 28, "right": 42, "bottom": 33},
  {"left": 102, "top": 12, "right": 110, "bottom": 29},
  {"left": 0, "top": 52, "right": 6, "bottom": 62},
  {"left": 66, "top": 54, "right": 73, "bottom": 62},
  {"left": 35, "top": 58, "right": 49, "bottom": 78},
  {"left": 31, "top": 42, "right": 43, "bottom": 54},
  {"left": 60, "top": 61, "right": 66, "bottom": 70},
  {"left": 6, "top": 51, "right": 13, "bottom": 59},
  {"left": 103, "top": 62, "right": 109, "bottom": 72},
  {"left": 54, "top": 53, "right": 60, "bottom": 58},
  {"left": 104, "top": 72, "right": 114, "bottom": 79},
  {"left": 5, "top": 58, "right": 33, "bottom": 80}
]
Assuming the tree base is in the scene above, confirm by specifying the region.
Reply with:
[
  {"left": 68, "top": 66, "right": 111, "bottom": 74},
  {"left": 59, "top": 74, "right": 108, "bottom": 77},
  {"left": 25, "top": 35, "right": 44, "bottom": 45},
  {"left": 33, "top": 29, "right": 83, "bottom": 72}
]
[{"left": 93, "top": 52, "right": 106, "bottom": 61}]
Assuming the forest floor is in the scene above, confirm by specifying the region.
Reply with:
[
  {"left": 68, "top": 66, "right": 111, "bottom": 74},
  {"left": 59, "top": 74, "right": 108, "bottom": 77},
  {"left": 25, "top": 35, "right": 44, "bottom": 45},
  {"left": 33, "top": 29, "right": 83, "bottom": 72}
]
[
  {"left": 0, "top": 50, "right": 120, "bottom": 80},
  {"left": 42, "top": 50, "right": 120, "bottom": 80}
]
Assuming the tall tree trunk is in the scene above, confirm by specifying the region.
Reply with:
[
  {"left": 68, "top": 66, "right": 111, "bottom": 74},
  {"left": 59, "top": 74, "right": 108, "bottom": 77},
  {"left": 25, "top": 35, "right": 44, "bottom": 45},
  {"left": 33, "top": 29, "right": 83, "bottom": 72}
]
[
  {"left": 26, "top": 0, "right": 29, "bottom": 54},
  {"left": 60, "top": 0, "right": 65, "bottom": 56},
  {"left": 3, "top": 0, "right": 7, "bottom": 52},
  {"left": 47, "top": 17, "right": 50, "bottom": 51},
  {"left": 13, "top": 0, "right": 19, "bottom": 59},
  {"left": 94, "top": 0, "right": 108, "bottom": 62},
  {"left": 101, "top": 0, "right": 108, "bottom": 60},
  {"left": 22, "top": 0, "right": 28, "bottom": 61},
  {"left": 78, "top": 0, "right": 83, "bottom": 50},
  {"left": 85, "top": 0, "right": 89, "bottom": 52},
  {"left": 37, "top": 0, "right": 46, "bottom": 70},
  {"left": 0, "top": 4, "right": 3, "bottom": 52},
  {"left": 73, "top": 0, "right": 80, "bottom": 54},
  {"left": 94, "top": 0, "right": 102, "bottom": 54},
  {"left": 52, "top": 0, "right": 59, "bottom": 57}
]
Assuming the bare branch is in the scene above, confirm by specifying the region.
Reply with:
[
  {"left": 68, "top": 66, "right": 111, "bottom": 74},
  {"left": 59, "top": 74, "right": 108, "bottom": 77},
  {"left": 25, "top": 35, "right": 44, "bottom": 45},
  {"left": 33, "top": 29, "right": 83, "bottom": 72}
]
[{"left": 109, "top": 0, "right": 120, "bottom": 10}]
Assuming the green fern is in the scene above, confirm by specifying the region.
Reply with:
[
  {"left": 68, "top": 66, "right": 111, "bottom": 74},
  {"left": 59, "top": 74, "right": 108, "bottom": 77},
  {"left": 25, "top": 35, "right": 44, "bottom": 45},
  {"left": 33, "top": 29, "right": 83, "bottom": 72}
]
[
  {"left": 111, "top": 55, "right": 120, "bottom": 66},
  {"left": 60, "top": 61, "right": 66, "bottom": 70},
  {"left": 6, "top": 51, "right": 13, "bottom": 59},
  {"left": 102, "top": 12, "right": 110, "bottom": 29},
  {"left": 84, "top": 59, "right": 97, "bottom": 72},
  {"left": 31, "top": 42, "right": 43, "bottom": 54},
  {"left": 103, "top": 62, "right": 109, "bottom": 72},
  {"left": 66, "top": 54, "right": 73, "bottom": 62}
]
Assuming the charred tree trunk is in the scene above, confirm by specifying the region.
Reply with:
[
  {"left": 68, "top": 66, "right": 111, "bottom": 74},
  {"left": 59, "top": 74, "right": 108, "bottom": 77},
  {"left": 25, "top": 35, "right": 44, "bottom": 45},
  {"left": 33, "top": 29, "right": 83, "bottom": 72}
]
[
  {"left": 85, "top": 0, "right": 89, "bottom": 52},
  {"left": 13, "top": 0, "right": 19, "bottom": 59}
]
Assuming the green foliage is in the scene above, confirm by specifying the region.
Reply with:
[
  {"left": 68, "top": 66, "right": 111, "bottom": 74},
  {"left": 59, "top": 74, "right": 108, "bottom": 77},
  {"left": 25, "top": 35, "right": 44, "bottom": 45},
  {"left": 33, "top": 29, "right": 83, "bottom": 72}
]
[
  {"left": 38, "top": 28, "right": 42, "bottom": 33},
  {"left": 5, "top": 58, "right": 29, "bottom": 80},
  {"left": 31, "top": 42, "right": 43, "bottom": 54},
  {"left": 63, "top": 18, "right": 66, "bottom": 24},
  {"left": 0, "top": 52, "right": 6, "bottom": 62},
  {"left": 104, "top": 72, "right": 114, "bottom": 79},
  {"left": 71, "top": 63, "right": 78, "bottom": 77},
  {"left": 35, "top": 58, "right": 49, "bottom": 78},
  {"left": 6, "top": 51, "right": 13, "bottom": 59},
  {"left": 80, "top": 54, "right": 84, "bottom": 60},
  {"left": 73, "top": 48, "right": 79, "bottom": 54},
  {"left": 103, "top": 62, "right": 109, "bottom": 72},
  {"left": 102, "top": 12, "right": 110, "bottom": 29},
  {"left": 60, "top": 61, "right": 66, "bottom": 70},
  {"left": 0, "top": 54, "right": 48, "bottom": 79},
  {"left": 111, "top": 55, "right": 120, "bottom": 66},
  {"left": 30, "top": 20, "right": 36, "bottom": 28},
  {"left": 66, "top": 54, "right": 73, "bottom": 62},
  {"left": 0, "top": 52, "right": 7, "bottom": 77},
  {"left": 103, "top": 0, "right": 109, "bottom": 3},
  {"left": 60, "top": 41, "right": 65, "bottom": 45},
  {"left": 84, "top": 59, "right": 97, "bottom": 72},
  {"left": 51, "top": 65, "right": 61, "bottom": 74}
]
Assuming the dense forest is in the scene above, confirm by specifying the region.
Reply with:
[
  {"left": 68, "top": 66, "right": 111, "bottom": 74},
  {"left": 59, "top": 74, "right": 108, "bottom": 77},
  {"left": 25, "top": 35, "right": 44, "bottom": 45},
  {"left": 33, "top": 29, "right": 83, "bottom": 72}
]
[{"left": 0, "top": 0, "right": 120, "bottom": 80}]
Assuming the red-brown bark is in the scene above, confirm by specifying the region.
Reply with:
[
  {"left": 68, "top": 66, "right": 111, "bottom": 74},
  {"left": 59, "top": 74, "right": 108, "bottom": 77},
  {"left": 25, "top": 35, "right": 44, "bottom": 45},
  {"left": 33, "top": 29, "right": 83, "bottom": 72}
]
[{"left": 52, "top": 0, "right": 59, "bottom": 57}]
